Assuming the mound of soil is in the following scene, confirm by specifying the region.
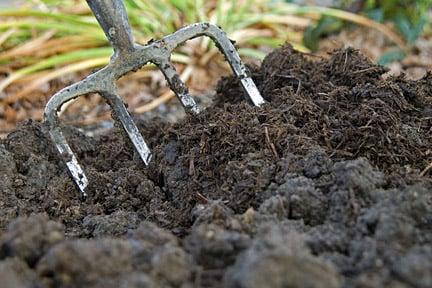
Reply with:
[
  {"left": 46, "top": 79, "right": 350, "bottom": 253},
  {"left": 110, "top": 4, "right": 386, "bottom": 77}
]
[{"left": 0, "top": 45, "right": 431, "bottom": 287}]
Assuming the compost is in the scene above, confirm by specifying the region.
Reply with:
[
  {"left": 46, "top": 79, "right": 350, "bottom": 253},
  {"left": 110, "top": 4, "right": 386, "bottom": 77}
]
[{"left": 0, "top": 45, "right": 431, "bottom": 288}]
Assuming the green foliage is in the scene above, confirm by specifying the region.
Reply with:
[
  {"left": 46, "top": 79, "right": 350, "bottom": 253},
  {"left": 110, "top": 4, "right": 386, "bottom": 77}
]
[
  {"left": 364, "top": 0, "right": 430, "bottom": 22},
  {"left": 304, "top": 16, "right": 343, "bottom": 51},
  {"left": 364, "top": 0, "right": 432, "bottom": 43},
  {"left": 0, "top": 0, "right": 420, "bottom": 96},
  {"left": 394, "top": 14, "right": 428, "bottom": 44},
  {"left": 299, "top": 0, "right": 430, "bottom": 51},
  {"left": 377, "top": 48, "right": 406, "bottom": 65},
  {"left": 0, "top": 0, "right": 309, "bottom": 95}
]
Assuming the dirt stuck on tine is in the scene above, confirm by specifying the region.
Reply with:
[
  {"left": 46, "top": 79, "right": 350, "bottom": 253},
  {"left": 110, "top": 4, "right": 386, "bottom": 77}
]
[{"left": 0, "top": 44, "right": 431, "bottom": 287}]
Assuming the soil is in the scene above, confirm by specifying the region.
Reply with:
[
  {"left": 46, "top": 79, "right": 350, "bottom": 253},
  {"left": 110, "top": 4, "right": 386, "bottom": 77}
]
[{"left": 0, "top": 44, "right": 431, "bottom": 288}]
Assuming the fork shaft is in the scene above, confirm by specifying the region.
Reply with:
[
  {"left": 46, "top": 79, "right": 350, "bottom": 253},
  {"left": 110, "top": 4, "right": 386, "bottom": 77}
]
[{"left": 86, "top": 0, "right": 134, "bottom": 55}]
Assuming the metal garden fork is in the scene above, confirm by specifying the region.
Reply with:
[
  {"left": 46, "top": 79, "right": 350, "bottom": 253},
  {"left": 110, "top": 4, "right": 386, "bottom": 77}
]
[{"left": 44, "top": 0, "right": 265, "bottom": 199}]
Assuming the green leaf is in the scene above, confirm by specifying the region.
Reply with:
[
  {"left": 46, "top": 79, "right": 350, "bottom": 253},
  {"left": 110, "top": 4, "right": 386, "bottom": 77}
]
[
  {"left": 377, "top": 48, "right": 406, "bottom": 66},
  {"left": 412, "top": 16, "right": 428, "bottom": 41},
  {"left": 303, "top": 16, "right": 342, "bottom": 51},
  {"left": 238, "top": 48, "right": 266, "bottom": 60},
  {"left": 365, "top": 8, "right": 384, "bottom": 22},
  {"left": 394, "top": 14, "right": 427, "bottom": 43},
  {"left": 303, "top": 25, "right": 319, "bottom": 52}
]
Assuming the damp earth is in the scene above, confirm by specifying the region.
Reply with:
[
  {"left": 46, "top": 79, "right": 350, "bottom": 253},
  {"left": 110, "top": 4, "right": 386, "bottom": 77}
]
[{"left": 0, "top": 45, "right": 431, "bottom": 287}]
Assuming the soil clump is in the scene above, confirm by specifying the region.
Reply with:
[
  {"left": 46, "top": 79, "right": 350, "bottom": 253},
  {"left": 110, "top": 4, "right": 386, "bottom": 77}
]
[{"left": 0, "top": 45, "right": 431, "bottom": 287}]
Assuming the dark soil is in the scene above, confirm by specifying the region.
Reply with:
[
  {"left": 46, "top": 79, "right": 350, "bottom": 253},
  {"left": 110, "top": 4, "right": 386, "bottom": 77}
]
[{"left": 0, "top": 45, "right": 431, "bottom": 288}]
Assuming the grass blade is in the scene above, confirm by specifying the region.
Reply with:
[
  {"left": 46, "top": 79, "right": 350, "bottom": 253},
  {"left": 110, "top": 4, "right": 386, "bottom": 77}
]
[{"left": 0, "top": 47, "right": 112, "bottom": 94}]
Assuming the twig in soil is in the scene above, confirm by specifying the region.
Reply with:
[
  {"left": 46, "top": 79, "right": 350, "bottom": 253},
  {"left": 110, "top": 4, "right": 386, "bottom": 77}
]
[
  {"left": 196, "top": 192, "right": 209, "bottom": 204},
  {"left": 343, "top": 50, "right": 348, "bottom": 71},
  {"left": 189, "top": 156, "right": 195, "bottom": 176},
  {"left": 420, "top": 161, "right": 432, "bottom": 176},
  {"left": 276, "top": 74, "right": 302, "bottom": 95},
  {"left": 352, "top": 67, "right": 381, "bottom": 74},
  {"left": 264, "top": 126, "right": 279, "bottom": 159},
  {"left": 296, "top": 79, "right": 302, "bottom": 95}
]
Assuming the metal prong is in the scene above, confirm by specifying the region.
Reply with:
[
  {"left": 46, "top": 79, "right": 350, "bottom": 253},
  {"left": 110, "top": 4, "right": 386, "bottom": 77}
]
[
  {"left": 103, "top": 91, "right": 152, "bottom": 165},
  {"left": 44, "top": 80, "right": 152, "bottom": 198},
  {"left": 162, "top": 23, "right": 265, "bottom": 107},
  {"left": 203, "top": 24, "right": 265, "bottom": 106},
  {"left": 51, "top": 126, "right": 89, "bottom": 199},
  {"left": 156, "top": 60, "right": 200, "bottom": 114},
  {"left": 44, "top": 82, "right": 94, "bottom": 199},
  {"left": 239, "top": 77, "right": 264, "bottom": 107}
]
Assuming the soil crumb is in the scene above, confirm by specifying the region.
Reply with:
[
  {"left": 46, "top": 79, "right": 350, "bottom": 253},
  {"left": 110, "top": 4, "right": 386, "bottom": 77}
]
[{"left": 0, "top": 45, "right": 431, "bottom": 287}]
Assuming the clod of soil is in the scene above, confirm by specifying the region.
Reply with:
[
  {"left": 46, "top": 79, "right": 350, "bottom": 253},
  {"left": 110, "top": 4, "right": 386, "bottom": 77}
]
[{"left": 0, "top": 44, "right": 431, "bottom": 288}]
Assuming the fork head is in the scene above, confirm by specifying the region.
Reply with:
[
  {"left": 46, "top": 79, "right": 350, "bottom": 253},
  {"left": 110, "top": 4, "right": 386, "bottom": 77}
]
[{"left": 44, "top": 0, "right": 265, "bottom": 199}]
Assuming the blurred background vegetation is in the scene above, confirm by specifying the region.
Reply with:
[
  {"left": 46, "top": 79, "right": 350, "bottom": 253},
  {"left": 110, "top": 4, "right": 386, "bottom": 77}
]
[{"left": 0, "top": 0, "right": 431, "bottom": 134}]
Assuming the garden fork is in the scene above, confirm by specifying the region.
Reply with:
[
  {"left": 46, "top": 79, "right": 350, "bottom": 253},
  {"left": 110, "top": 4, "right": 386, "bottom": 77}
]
[{"left": 44, "top": 0, "right": 265, "bottom": 199}]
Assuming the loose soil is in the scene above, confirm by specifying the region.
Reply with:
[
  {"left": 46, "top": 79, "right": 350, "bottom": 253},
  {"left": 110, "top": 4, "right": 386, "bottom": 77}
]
[{"left": 0, "top": 45, "right": 431, "bottom": 288}]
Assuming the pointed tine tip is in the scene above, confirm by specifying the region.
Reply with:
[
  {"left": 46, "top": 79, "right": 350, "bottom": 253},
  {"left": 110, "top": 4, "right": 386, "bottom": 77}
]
[
  {"left": 143, "top": 151, "right": 152, "bottom": 166},
  {"left": 64, "top": 156, "right": 89, "bottom": 199},
  {"left": 190, "top": 104, "right": 200, "bottom": 114},
  {"left": 75, "top": 175, "right": 88, "bottom": 201},
  {"left": 79, "top": 190, "right": 88, "bottom": 202},
  {"left": 240, "top": 77, "right": 265, "bottom": 107}
]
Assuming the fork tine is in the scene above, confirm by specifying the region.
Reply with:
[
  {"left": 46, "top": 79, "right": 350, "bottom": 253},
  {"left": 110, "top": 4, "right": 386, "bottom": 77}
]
[
  {"left": 44, "top": 82, "right": 96, "bottom": 199},
  {"left": 155, "top": 60, "right": 200, "bottom": 115},
  {"left": 50, "top": 126, "right": 89, "bottom": 199},
  {"left": 161, "top": 23, "right": 265, "bottom": 106},
  {"left": 44, "top": 80, "right": 152, "bottom": 199},
  {"left": 102, "top": 90, "right": 152, "bottom": 165}
]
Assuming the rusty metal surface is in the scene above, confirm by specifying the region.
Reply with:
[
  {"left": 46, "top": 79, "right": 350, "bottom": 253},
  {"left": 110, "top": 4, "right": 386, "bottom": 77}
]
[{"left": 44, "top": 0, "right": 265, "bottom": 198}]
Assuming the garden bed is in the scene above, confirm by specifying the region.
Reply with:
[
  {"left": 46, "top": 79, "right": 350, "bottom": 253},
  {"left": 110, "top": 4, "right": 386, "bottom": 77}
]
[{"left": 0, "top": 45, "right": 431, "bottom": 287}]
